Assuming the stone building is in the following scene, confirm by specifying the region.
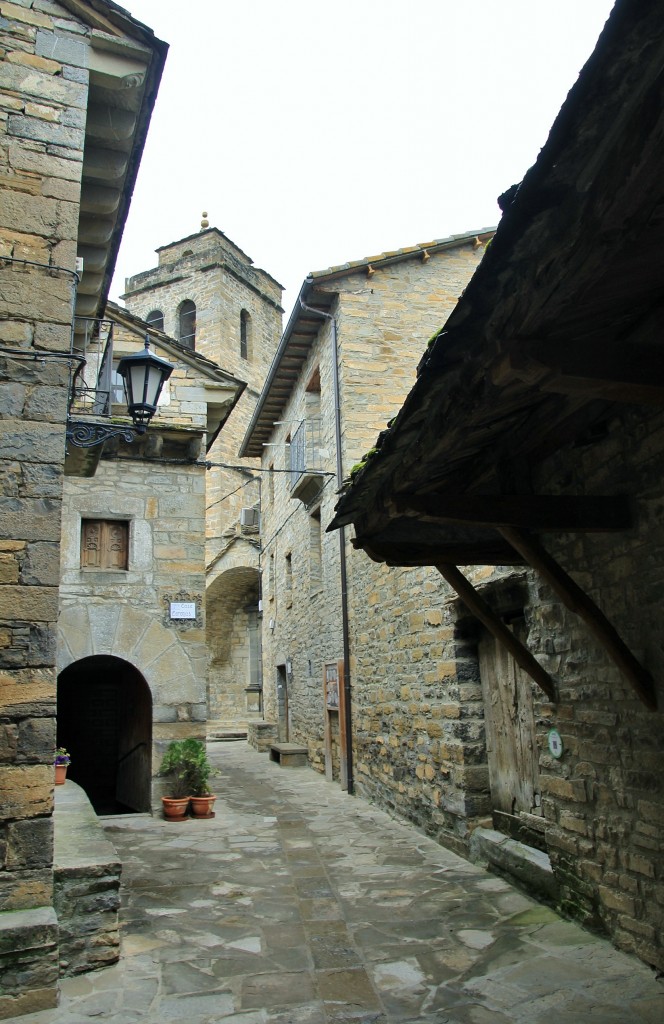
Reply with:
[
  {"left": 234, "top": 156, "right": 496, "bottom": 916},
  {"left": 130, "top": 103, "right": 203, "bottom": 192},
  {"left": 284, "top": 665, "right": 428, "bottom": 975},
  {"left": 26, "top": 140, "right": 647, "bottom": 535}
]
[
  {"left": 331, "top": 0, "right": 664, "bottom": 970},
  {"left": 122, "top": 226, "right": 283, "bottom": 732},
  {"left": 0, "top": 0, "right": 166, "bottom": 1014},
  {"left": 58, "top": 302, "right": 245, "bottom": 814},
  {"left": 240, "top": 232, "right": 493, "bottom": 782}
]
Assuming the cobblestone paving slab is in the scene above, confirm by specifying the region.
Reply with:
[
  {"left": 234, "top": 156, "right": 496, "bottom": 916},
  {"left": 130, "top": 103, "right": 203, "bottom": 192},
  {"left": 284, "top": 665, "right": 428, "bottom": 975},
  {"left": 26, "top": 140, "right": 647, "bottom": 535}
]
[{"left": 12, "top": 742, "right": 664, "bottom": 1024}]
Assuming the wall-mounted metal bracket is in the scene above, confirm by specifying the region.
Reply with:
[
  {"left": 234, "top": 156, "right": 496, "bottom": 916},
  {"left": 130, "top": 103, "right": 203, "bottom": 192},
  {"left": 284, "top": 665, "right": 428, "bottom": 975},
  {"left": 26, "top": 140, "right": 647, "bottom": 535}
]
[{"left": 66, "top": 422, "right": 136, "bottom": 448}]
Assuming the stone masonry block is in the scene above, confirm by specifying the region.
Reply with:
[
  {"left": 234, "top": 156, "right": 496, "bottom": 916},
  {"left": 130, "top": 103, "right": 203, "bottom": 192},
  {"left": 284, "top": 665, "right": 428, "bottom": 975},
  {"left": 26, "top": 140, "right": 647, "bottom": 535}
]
[
  {"left": 540, "top": 774, "right": 587, "bottom": 802},
  {"left": 598, "top": 884, "right": 637, "bottom": 916},
  {"left": 0, "top": 2, "right": 53, "bottom": 29},
  {"left": 0, "top": 905, "right": 57, "bottom": 955},
  {"left": 0, "top": 585, "right": 58, "bottom": 622},
  {"left": 6, "top": 817, "right": 53, "bottom": 869},
  {"left": 36, "top": 28, "right": 88, "bottom": 69},
  {"left": 17, "top": 715, "right": 55, "bottom": 759},
  {"left": 0, "top": 495, "right": 63, "bottom": 540},
  {"left": 0, "top": 765, "right": 53, "bottom": 818}
]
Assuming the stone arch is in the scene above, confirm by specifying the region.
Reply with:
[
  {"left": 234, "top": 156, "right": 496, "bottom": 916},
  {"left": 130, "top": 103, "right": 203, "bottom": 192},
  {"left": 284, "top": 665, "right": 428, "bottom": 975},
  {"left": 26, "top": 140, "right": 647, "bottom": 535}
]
[
  {"left": 206, "top": 564, "right": 261, "bottom": 727},
  {"left": 58, "top": 603, "right": 201, "bottom": 714}
]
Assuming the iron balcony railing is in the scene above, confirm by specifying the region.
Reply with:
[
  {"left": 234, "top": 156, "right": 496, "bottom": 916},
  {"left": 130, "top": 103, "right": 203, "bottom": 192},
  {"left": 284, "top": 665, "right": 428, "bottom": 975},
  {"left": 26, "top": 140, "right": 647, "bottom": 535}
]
[
  {"left": 289, "top": 418, "right": 324, "bottom": 489},
  {"left": 69, "top": 317, "right": 117, "bottom": 418}
]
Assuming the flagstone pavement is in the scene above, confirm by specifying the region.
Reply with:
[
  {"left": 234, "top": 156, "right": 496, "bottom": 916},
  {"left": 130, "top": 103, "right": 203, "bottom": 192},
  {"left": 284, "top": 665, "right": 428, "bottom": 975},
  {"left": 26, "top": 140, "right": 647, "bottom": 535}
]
[{"left": 16, "top": 741, "right": 664, "bottom": 1024}]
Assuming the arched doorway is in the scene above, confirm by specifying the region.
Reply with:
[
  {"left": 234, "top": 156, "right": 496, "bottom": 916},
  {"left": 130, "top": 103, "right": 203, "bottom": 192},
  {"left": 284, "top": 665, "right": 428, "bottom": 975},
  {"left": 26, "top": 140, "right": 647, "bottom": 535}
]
[
  {"left": 206, "top": 565, "right": 262, "bottom": 729},
  {"left": 57, "top": 655, "right": 152, "bottom": 815}
]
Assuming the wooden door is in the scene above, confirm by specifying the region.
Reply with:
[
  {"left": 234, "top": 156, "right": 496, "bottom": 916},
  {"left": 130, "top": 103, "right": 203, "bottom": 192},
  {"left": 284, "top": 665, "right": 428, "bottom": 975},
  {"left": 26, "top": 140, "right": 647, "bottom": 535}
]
[
  {"left": 277, "top": 665, "right": 289, "bottom": 742},
  {"left": 478, "top": 622, "right": 541, "bottom": 820}
]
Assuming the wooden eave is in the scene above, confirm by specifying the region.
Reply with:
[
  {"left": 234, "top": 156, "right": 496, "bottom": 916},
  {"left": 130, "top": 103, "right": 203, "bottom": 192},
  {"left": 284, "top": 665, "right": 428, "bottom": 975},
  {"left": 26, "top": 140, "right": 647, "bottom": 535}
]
[
  {"left": 330, "top": 0, "right": 663, "bottom": 710},
  {"left": 332, "top": 0, "right": 664, "bottom": 555},
  {"left": 240, "top": 288, "right": 336, "bottom": 457}
]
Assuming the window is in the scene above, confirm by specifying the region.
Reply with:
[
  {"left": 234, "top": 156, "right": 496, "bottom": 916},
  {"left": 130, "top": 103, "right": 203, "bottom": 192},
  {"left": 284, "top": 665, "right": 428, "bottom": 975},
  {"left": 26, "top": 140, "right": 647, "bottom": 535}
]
[
  {"left": 81, "top": 520, "right": 129, "bottom": 570},
  {"left": 268, "top": 553, "right": 275, "bottom": 601},
  {"left": 146, "top": 309, "right": 164, "bottom": 331},
  {"left": 285, "top": 552, "right": 292, "bottom": 607},
  {"left": 240, "top": 309, "right": 251, "bottom": 360},
  {"left": 267, "top": 462, "right": 274, "bottom": 505},
  {"left": 110, "top": 363, "right": 125, "bottom": 405},
  {"left": 178, "top": 300, "right": 196, "bottom": 349},
  {"left": 309, "top": 509, "right": 322, "bottom": 589}
]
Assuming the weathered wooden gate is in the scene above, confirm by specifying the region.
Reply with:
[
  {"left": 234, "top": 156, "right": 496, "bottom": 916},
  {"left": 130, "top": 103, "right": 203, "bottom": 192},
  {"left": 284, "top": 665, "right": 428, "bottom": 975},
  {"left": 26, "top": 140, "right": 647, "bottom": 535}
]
[{"left": 478, "top": 621, "right": 543, "bottom": 838}]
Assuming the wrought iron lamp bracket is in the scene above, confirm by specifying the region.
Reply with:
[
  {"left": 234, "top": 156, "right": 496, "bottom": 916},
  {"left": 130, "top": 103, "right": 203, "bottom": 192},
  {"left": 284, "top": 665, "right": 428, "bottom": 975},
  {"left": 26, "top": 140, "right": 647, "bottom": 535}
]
[{"left": 66, "top": 422, "right": 138, "bottom": 448}]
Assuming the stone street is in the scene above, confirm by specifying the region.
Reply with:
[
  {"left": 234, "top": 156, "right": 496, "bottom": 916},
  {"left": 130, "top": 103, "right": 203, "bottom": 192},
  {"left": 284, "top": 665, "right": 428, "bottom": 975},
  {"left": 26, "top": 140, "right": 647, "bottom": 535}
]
[{"left": 17, "top": 741, "right": 664, "bottom": 1024}]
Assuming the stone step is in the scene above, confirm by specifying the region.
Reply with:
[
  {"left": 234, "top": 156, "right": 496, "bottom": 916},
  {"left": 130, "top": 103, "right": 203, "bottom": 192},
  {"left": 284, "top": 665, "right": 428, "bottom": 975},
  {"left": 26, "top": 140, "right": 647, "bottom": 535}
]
[{"left": 469, "top": 827, "right": 559, "bottom": 902}]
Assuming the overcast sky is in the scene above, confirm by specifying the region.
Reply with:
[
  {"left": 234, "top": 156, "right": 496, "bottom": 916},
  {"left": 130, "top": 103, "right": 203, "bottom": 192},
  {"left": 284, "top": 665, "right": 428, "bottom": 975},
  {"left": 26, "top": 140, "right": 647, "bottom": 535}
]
[{"left": 111, "top": 0, "right": 616, "bottom": 316}]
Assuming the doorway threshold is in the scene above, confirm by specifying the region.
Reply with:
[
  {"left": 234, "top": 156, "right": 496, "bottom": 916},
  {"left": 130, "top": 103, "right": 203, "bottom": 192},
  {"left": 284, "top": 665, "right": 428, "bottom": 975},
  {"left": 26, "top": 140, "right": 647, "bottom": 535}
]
[{"left": 469, "top": 827, "right": 559, "bottom": 903}]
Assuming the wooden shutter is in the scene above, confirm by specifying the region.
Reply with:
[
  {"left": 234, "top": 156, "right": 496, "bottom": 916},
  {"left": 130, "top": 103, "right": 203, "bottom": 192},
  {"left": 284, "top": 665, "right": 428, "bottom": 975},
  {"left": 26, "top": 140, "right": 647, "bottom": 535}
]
[{"left": 81, "top": 521, "right": 128, "bottom": 570}]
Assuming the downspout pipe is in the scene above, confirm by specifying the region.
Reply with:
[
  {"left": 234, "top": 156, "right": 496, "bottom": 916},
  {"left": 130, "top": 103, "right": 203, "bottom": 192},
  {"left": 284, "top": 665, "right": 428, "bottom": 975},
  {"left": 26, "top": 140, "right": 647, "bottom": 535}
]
[{"left": 299, "top": 295, "right": 354, "bottom": 795}]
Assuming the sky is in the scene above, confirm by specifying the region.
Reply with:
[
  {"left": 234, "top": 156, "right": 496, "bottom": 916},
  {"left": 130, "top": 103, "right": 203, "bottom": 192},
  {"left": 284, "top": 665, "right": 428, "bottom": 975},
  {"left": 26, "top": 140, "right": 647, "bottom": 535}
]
[{"left": 111, "top": 0, "right": 616, "bottom": 316}]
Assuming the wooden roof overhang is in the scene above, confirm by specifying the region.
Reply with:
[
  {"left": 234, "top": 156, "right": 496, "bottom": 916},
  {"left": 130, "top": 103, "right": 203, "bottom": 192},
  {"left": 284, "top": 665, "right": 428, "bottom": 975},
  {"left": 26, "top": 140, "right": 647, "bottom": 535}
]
[
  {"left": 330, "top": 0, "right": 664, "bottom": 710},
  {"left": 240, "top": 286, "right": 336, "bottom": 458}
]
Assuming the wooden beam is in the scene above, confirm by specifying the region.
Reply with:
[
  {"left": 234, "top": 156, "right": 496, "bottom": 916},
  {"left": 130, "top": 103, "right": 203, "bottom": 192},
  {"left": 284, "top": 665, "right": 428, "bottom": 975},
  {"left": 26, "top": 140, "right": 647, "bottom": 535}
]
[
  {"left": 357, "top": 539, "right": 525, "bottom": 567},
  {"left": 394, "top": 494, "right": 632, "bottom": 532},
  {"left": 493, "top": 344, "right": 664, "bottom": 405},
  {"left": 436, "top": 564, "right": 557, "bottom": 701},
  {"left": 499, "top": 527, "right": 657, "bottom": 711}
]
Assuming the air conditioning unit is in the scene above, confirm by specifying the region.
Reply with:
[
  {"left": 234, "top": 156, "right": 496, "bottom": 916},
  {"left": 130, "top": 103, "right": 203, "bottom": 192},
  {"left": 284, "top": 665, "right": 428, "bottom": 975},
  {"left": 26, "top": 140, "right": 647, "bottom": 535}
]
[{"left": 240, "top": 507, "right": 260, "bottom": 529}]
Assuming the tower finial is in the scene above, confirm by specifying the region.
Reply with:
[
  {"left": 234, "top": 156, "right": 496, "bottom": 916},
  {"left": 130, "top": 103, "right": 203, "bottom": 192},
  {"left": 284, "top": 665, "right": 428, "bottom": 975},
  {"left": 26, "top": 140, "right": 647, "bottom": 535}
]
[{"left": 200, "top": 210, "right": 209, "bottom": 230}]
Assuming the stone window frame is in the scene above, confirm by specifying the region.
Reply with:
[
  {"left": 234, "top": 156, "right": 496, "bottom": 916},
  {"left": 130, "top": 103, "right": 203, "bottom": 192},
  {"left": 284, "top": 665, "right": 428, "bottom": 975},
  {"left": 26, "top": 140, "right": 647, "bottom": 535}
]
[
  {"left": 268, "top": 552, "right": 275, "bottom": 602},
  {"left": 80, "top": 518, "right": 130, "bottom": 571},
  {"left": 240, "top": 309, "right": 251, "bottom": 360},
  {"left": 308, "top": 506, "right": 323, "bottom": 593},
  {"left": 146, "top": 309, "right": 164, "bottom": 332},
  {"left": 178, "top": 299, "right": 196, "bottom": 349}
]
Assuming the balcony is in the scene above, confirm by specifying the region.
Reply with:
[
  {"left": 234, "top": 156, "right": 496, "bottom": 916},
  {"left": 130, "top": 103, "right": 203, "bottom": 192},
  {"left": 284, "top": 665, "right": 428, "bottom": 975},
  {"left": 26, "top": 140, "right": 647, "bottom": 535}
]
[
  {"left": 290, "top": 418, "right": 326, "bottom": 505},
  {"left": 66, "top": 317, "right": 132, "bottom": 476}
]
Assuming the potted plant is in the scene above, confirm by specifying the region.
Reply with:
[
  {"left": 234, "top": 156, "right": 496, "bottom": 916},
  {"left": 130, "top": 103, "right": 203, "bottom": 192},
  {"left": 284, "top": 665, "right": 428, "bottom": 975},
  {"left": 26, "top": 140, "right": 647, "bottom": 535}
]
[
  {"left": 183, "top": 739, "right": 217, "bottom": 819},
  {"left": 158, "top": 740, "right": 192, "bottom": 821},
  {"left": 54, "top": 747, "right": 70, "bottom": 785}
]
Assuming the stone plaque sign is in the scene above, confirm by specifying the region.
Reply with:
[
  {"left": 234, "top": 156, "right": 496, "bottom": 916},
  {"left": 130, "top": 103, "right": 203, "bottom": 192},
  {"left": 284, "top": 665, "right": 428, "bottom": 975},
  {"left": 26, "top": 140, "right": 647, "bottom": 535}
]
[{"left": 170, "top": 601, "right": 196, "bottom": 619}]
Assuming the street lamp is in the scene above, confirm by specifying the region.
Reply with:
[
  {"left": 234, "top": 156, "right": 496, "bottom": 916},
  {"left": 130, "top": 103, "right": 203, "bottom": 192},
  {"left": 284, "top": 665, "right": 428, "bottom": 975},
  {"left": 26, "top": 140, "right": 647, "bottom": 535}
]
[
  {"left": 66, "top": 334, "right": 173, "bottom": 449},
  {"left": 116, "top": 335, "right": 174, "bottom": 434}
]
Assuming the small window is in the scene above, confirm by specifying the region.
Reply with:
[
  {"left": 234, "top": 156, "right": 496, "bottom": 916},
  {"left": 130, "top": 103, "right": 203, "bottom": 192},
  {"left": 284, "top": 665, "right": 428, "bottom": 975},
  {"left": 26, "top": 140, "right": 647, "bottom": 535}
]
[
  {"left": 81, "top": 520, "right": 129, "bottom": 570},
  {"left": 240, "top": 309, "right": 251, "bottom": 360},
  {"left": 285, "top": 552, "right": 292, "bottom": 607},
  {"left": 309, "top": 509, "right": 322, "bottom": 588},
  {"left": 110, "top": 364, "right": 125, "bottom": 405},
  {"left": 268, "top": 552, "right": 275, "bottom": 601},
  {"left": 178, "top": 300, "right": 196, "bottom": 349},
  {"left": 146, "top": 309, "right": 164, "bottom": 331},
  {"left": 267, "top": 462, "right": 274, "bottom": 505}
]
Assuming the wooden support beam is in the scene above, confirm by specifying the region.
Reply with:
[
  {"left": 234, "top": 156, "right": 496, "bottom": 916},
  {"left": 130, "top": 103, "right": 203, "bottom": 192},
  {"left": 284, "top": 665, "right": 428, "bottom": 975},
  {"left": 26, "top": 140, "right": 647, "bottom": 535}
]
[
  {"left": 493, "top": 344, "right": 664, "bottom": 405},
  {"left": 395, "top": 494, "right": 631, "bottom": 532},
  {"left": 436, "top": 563, "right": 557, "bottom": 702},
  {"left": 499, "top": 527, "right": 657, "bottom": 711}
]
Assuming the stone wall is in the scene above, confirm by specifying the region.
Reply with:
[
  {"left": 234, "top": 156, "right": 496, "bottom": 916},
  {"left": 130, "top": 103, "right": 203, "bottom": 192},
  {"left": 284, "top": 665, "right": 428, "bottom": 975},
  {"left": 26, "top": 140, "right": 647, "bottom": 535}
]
[
  {"left": 53, "top": 782, "right": 120, "bottom": 977},
  {"left": 123, "top": 228, "right": 283, "bottom": 732},
  {"left": 511, "top": 404, "right": 664, "bottom": 969},
  {"left": 259, "top": 240, "right": 490, "bottom": 776},
  {"left": 59, "top": 421, "right": 209, "bottom": 787},
  {"left": 0, "top": 0, "right": 90, "bottom": 1014},
  {"left": 123, "top": 228, "right": 283, "bottom": 563}
]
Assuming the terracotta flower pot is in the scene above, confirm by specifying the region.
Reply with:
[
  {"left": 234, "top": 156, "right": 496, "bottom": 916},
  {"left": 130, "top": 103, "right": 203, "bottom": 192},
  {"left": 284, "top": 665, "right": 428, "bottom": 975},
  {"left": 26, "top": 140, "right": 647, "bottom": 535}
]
[
  {"left": 190, "top": 795, "right": 216, "bottom": 819},
  {"left": 162, "top": 796, "right": 190, "bottom": 821},
  {"left": 54, "top": 764, "right": 67, "bottom": 785}
]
